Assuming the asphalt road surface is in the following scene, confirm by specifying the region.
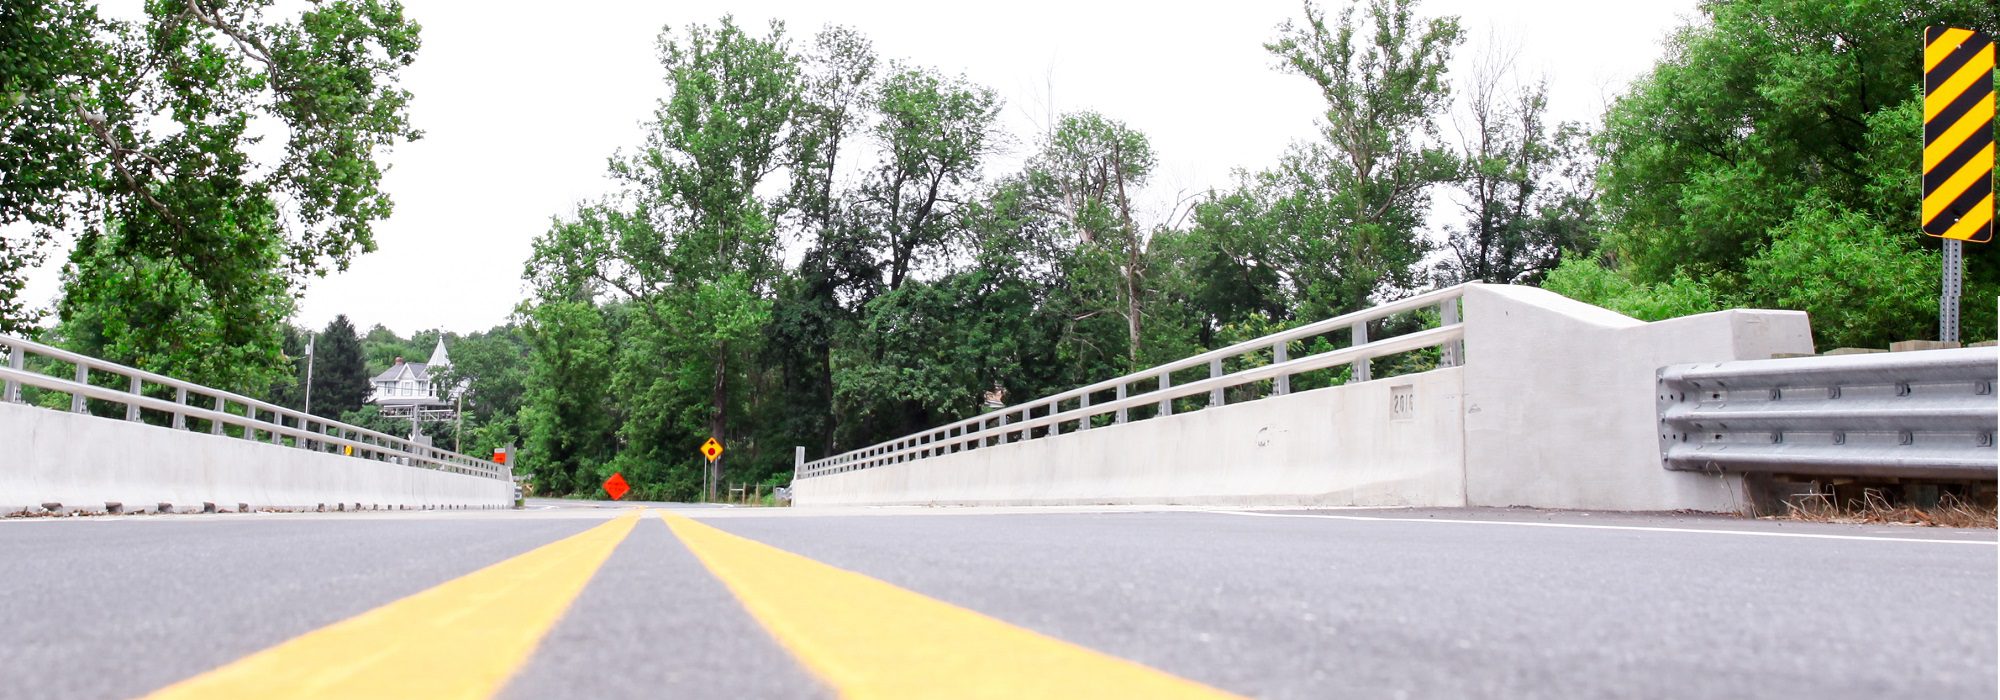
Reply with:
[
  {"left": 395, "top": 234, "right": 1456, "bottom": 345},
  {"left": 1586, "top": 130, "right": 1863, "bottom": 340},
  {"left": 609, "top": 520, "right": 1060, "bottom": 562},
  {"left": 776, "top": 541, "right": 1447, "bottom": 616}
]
[{"left": 0, "top": 501, "right": 1991, "bottom": 699}]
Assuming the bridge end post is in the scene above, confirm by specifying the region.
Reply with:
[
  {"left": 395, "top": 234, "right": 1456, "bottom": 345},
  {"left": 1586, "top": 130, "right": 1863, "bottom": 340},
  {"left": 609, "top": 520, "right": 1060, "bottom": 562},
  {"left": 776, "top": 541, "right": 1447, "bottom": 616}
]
[
  {"left": 4, "top": 342, "right": 20, "bottom": 404},
  {"left": 1273, "top": 342, "right": 1290, "bottom": 395},
  {"left": 1439, "top": 298, "right": 1463, "bottom": 368},
  {"left": 1350, "top": 322, "right": 1371, "bottom": 383},
  {"left": 1209, "top": 358, "right": 1224, "bottom": 408},
  {"left": 1115, "top": 384, "right": 1127, "bottom": 424},
  {"left": 72, "top": 362, "right": 87, "bottom": 413}
]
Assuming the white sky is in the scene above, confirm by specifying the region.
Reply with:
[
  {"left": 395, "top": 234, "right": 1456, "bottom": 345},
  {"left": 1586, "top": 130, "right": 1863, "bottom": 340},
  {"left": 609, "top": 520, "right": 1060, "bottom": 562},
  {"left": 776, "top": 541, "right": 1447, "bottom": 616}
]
[{"left": 17, "top": 0, "right": 1700, "bottom": 335}]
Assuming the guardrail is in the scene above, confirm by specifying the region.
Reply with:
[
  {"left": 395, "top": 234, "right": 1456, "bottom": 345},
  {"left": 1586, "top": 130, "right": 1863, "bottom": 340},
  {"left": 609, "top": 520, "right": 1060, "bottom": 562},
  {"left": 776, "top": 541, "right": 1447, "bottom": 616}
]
[
  {"left": 1657, "top": 347, "right": 1998, "bottom": 479},
  {"left": 0, "top": 333, "right": 509, "bottom": 481},
  {"left": 798, "top": 285, "right": 1468, "bottom": 479}
]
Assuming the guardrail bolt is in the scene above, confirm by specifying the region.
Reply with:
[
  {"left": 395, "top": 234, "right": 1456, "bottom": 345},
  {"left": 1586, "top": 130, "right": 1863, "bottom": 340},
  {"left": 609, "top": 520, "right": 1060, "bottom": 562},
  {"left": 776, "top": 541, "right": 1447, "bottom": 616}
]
[
  {"left": 202, "top": 502, "right": 216, "bottom": 514},
  {"left": 316, "top": 503, "right": 325, "bottom": 512},
  {"left": 104, "top": 502, "right": 122, "bottom": 514},
  {"left": 336, "top": 503, "right": 346, "bottom": 512},
  {"left": 157, "top": 502, "right": 172, "bottom": 514}
]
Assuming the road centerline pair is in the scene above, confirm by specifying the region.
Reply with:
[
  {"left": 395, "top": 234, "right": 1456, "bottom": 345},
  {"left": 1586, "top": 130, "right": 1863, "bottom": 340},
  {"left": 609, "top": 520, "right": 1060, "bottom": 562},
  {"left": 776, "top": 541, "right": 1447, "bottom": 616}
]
[
  {"left": 139, "top": 511, "right": 642, "bottom": 700},
  {"left": 137, "top": 508, "right": 1235, "bottom": 699}
]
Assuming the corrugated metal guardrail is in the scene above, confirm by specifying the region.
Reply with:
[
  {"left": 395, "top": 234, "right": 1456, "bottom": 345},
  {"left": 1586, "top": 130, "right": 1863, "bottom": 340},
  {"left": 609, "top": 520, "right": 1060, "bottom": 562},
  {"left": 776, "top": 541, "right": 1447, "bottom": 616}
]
[
  {"left": 1657, "top": 347, "right": 1997, "bottom": 479},
  {"left": 0, "top": 333, "right": 510, "bottom": 481}
]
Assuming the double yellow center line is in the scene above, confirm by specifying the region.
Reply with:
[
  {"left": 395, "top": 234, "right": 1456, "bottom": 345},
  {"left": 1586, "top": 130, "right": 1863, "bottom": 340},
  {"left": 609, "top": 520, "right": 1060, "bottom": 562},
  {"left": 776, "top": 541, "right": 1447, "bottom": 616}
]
[
  {"left": 138, "top": 510, "right": 1236, "bottom": 699},
  {"left": 144, "top": 511, "right": 641, "bottom": 700}
]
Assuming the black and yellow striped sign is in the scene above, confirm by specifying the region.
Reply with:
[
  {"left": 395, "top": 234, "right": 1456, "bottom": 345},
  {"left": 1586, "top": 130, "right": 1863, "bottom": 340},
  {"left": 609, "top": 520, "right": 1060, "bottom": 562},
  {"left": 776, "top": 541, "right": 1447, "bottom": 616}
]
[{"left": 1924, "top": 26, "right": 1995, "bottom": 243}]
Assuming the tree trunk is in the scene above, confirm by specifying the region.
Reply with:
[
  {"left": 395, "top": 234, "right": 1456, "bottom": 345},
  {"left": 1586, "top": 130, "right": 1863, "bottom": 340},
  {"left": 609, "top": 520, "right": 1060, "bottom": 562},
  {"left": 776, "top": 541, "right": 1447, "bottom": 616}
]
[
  {"left": 1113, "top": 144, "right": 1142, "bottom": 365},
  {"left": 709, "top": 345, "right": 728, "bottom": 501}
]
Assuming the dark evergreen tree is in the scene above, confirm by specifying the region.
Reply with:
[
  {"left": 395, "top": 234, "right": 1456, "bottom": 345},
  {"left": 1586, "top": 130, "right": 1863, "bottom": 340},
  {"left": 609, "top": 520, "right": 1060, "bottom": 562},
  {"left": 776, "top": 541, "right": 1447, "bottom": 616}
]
[{"left": 311, "top": 315, "right": 370, "bottom": 419}]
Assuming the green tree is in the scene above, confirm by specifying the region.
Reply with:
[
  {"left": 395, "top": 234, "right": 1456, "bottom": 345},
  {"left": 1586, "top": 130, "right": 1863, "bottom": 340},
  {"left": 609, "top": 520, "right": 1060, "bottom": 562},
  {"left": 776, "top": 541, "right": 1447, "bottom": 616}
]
[
  {"left": 312, "top": 315, "right": 370, "bottom": 418},
  {"left": 1745, "top": 197, "right": 1937, "bottom": 349},
  {"left": 1541, "top": 253, "right": 1722, "bottom": 322},
  {"left": 1594, "top": 0, "right": 1997, "bottom": 343},
  {"left": 519, "top": 299, "right": 618, "bottom": 496},
  {"left": 1437, "top": 53, "right": 1595, "bottom": 285},
  {"left": 7, "top": 0, "right": 423, "bottom": 386},
  {"left": 768, "top": 26, "right": 881, "bottom": 458},
  {"left": 1265, "top": 0, "right": 1463, "bottom": 318},
  {"left": 859, "top": 65, "right": 1001, "bottom": 291},
  {"left": 1029, "top": 111, "right": 1160, "bottom": 367},
  {"left": 0, "top": 0, "right": 102, "bottom": 333},
  {"left": 268, "top": 325, "right": 309, "bottom": 409}
]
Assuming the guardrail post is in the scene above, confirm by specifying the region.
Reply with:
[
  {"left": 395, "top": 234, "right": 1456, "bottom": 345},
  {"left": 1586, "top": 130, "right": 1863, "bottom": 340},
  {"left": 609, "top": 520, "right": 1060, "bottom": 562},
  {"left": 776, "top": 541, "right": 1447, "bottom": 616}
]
[
  {"left": 1438, "top": 298, "right": 1462, "bottom": 368},
  {"left": 1158, "top": 372, "right": 1173, "bottom": 416},
  {"left": 72, "top": 362, "right": 87, "bottom": 413},
  {"left": 1273, "top": 342, "right": 1290, "bottom": 396},
  {"left": 999, "top": 411, "right": 1011, "bottom": 444},
  {"left": 212, "top": 398, "right": 225, "bottom": 435},
  {"left": 125, "top": 375, "right": 141, "bottom": 421},
  {"left": 1077, "top": 392, "right": 1090, "bottom": 431},
  {"left": 1115, "top": 383, "right": 1128, "bottom": 424},
  {"left": 4, "top": 343, "right": 21, "bottom": 403},
  {"left": 1350, "top": 322, "right": 1371, "bottom": 383},
  {"left": 270, "top": 411, "right": 282, "bottom": 445},
  {"left": 172, "top": 387, "right": 187, "bottom": 429},
  {"left": 1209, "top": 358, "right": 1224, "bottom": 407}
]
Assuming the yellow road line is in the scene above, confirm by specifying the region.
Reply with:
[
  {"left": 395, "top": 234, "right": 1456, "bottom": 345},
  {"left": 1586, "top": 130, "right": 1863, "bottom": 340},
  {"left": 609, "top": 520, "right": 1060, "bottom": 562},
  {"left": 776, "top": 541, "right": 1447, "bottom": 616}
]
[
  {"left": 141, "top": 511, "right": 642, "bottom": 700},
  {"left": 660, "top": 513, "right": 1240, "bottom": 700}
]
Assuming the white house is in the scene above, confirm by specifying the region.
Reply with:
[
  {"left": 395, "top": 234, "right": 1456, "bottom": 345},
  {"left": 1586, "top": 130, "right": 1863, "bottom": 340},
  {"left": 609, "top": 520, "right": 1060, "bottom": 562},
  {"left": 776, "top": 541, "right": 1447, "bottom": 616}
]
[{"left": 368, "top": 338, "right": 460, "bottom": 408}]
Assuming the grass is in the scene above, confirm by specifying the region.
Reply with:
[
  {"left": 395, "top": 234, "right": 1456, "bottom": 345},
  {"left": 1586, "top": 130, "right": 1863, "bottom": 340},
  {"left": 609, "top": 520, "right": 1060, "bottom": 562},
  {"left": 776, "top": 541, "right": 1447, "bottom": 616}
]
[{"left": 1776, "top": 487, "right": 1997, "bottom": 529}]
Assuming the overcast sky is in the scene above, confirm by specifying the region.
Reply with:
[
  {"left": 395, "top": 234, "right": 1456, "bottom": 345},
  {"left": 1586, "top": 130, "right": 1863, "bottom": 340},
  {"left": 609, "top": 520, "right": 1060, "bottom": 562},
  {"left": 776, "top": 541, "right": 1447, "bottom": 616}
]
[{"left": 20, "top": 0, "right": 1702, "bottom": 335}]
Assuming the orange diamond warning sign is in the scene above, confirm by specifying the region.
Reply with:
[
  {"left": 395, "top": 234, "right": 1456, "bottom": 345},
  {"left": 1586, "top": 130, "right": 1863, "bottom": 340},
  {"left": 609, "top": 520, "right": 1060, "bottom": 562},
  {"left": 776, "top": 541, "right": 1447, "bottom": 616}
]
[
  {"left": 603, "top": 472, "right": 629, "bottom": 501},
  {"left": 701, "top": 437, "right": 724, "bottom": 462}
]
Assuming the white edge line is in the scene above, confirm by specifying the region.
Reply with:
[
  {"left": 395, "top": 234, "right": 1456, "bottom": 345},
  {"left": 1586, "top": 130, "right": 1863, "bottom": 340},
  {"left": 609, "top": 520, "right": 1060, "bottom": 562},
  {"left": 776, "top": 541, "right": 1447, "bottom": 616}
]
[{"left": 1207, "top": 510, "right": 2000, "bottom": 546}]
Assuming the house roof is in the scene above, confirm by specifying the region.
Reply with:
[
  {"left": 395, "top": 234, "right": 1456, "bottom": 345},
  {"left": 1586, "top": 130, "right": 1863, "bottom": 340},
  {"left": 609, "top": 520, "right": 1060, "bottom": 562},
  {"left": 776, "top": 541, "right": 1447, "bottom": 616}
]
[
  {"left": 426, "top": 337, "right": 450, "bottom": 369},
  {"left": 369, "top": 338, "right": 453, "bottom": 384},
  {"left": 371, "top": 362, "right": 430, "bottom": 384}
]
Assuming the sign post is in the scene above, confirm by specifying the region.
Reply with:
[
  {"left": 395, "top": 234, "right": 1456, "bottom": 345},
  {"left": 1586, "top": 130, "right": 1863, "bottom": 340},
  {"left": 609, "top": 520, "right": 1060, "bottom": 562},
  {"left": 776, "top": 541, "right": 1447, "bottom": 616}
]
[
  {"left": 1923, "top": 25, "right": 1995, "bottom": 342},
  {"left": 700, "top": 437, "right": 725, "bottom": 502}
]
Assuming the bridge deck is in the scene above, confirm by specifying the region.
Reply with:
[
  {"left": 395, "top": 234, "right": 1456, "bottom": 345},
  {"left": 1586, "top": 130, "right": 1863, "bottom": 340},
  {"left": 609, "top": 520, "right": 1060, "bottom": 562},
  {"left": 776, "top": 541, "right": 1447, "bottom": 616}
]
[{"left": 2, "top": 503, "right": 1991, "bottom": 699}]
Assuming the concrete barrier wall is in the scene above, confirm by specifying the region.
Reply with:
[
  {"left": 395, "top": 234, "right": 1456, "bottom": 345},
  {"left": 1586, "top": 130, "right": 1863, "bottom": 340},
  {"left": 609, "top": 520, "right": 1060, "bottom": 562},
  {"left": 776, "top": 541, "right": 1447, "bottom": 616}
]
[
  {"left": 0, "top": 402, "right": 511, "bottom": 514},
  {"left": 794, "top": 368, "right": 1466, "bottom": 507},
  {"left": 793, "top": 283, "right": 1819, "bottom": 512},
  {"left": 1459, "top": 285, "right": 1813, "bottom": 511}
]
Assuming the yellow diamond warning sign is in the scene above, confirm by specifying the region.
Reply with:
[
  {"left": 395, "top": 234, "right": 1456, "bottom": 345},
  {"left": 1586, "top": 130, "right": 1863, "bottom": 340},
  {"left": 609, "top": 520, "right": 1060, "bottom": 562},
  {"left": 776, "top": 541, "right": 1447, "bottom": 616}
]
[{"left": 701, "top": 437, "right": 724, "bottom": 462}]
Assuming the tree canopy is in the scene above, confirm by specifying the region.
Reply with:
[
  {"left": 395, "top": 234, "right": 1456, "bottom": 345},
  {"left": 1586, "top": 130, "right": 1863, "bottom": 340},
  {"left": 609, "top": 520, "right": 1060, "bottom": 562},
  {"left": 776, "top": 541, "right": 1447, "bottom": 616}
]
[{"left": 8, "top": 0, "right": 1991, "bottom": 501}]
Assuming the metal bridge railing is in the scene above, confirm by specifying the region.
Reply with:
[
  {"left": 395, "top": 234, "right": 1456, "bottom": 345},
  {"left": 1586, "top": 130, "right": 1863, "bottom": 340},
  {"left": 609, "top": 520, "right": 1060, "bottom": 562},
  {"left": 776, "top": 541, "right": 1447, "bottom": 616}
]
[
  {"left": 0, "top": 333, "right": 509, "bottom": 481},
  {"left": 798, "top": 285, "right": 1468, "bottom": 480},
  {"left": 1657, "top": 347, "right": 1998, "bottom": 479}
]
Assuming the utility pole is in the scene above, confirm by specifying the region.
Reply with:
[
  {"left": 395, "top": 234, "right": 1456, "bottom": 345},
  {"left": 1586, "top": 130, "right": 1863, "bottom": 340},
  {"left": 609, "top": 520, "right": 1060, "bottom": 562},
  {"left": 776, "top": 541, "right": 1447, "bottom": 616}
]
[{"left": 302, "top": 332, "right": 315, "bottom": 416}]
